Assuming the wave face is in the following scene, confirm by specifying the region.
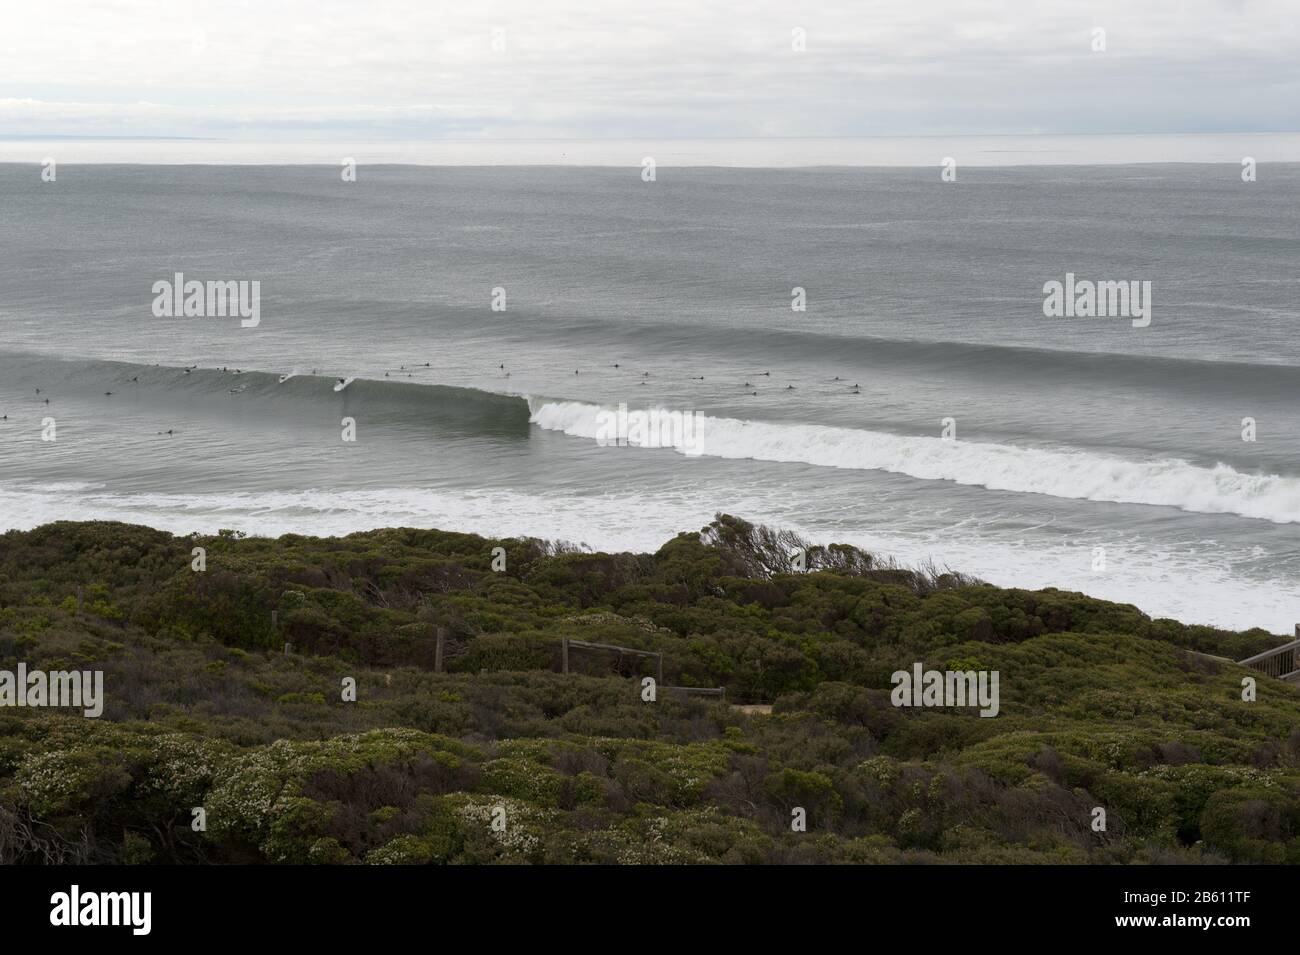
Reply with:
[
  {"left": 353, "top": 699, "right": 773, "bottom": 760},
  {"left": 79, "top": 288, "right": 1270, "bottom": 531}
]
[
  {"left": 0, "top": 352, "right": 532, "bottom": 434},
  {"left": 529, "top": 398, "right": 1300, "bottom": 524}
]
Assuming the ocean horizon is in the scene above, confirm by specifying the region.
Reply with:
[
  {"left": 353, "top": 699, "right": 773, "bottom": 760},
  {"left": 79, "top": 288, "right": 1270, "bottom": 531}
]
[{"left": 6, "top": 131, "right": 1300, "bottom": 166}]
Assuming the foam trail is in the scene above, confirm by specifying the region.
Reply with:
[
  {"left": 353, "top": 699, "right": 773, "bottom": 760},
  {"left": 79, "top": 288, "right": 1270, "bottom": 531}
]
[{"left": 528, "top": 399, "right": 1300, "bottom": 524}]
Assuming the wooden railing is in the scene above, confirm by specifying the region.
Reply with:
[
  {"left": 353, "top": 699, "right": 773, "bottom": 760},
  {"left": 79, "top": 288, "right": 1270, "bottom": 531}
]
[
  {"left": 662, "top": 685, "right": 726, "bottom": 700},
  {"left": 562, "top": 637, "right": 663, "bottom": 684},
  {"left": 1237, "top": 628, "right": 1300, "bottom": 682},
  {"left": 559, "top": 637, "right": 725, "bottom": 699}
]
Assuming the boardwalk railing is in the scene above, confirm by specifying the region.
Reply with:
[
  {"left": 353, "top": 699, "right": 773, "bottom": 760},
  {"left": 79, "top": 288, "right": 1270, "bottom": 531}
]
[
  {"left": 561, "top": 638, "right": 663, "bottom": 684},
  {"left": 559, "top": 638, "right": 728, "bottom": 701},
  {"left": 1237, "top": 629, "right": 1300, "bottom": 682},
  {"left": 662, "top": 685, "right": 726, "bottom": 700}
]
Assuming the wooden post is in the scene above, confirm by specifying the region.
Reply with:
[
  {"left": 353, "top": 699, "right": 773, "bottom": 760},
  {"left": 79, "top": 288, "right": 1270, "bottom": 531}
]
[
  {"left": 283, "top": 642, "right": 291, "bottom": 655},
  {"left": 561, "top": 637, "right": 569, "bottom": 675},
  {"left": 271, "top": 610, "right": 278, "bottom": 629},
  {"left": 434, "top": 627, "right": 445, "bottom": 674},
  {"left": 656, "top": 652, "right": 663, "bottom": 686}
]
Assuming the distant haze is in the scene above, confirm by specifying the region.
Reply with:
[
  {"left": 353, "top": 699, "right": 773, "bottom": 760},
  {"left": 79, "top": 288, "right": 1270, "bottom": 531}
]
[{"left": 5, "top": 134, "right": 1300, "bottom": 167}]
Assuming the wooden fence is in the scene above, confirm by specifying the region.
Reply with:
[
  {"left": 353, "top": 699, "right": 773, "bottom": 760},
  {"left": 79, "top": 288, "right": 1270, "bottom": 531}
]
[{"left": 1237, "top": 626, "right": 1300, "bottom": 683}]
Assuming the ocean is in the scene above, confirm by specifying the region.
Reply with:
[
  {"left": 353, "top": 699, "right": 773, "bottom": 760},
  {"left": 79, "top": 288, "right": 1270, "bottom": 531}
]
[{"left": 1, "top": 158, "right": 1298, "bottom": 632}]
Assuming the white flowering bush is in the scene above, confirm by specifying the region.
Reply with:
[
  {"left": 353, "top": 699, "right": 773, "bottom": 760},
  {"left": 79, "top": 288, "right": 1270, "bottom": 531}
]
[
  {"left": 452, "top": 795, "right": 556, "bottom": 862},
  {"left": 592, "top": 738, "right": 731, "bottom": 804},
  {"left": 365, "top": 834, "right": 436, "bottom": 865},
  {"left": 17, "top": 748, "right": 129, "bottom": 816},
  {"left": 204, "top": 728, "right": 479, "bottom": 860},
  {"left": 139, "top": 734, "right": 233, "bottom": 803}
]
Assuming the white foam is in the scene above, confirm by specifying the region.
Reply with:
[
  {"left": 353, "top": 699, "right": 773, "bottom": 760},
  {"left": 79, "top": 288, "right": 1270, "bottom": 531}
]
[
  {"left": 529, "top": 399, "right": 1300, "bottom": 524},
  {"left": 1, "top": 479, "right": 1295, "bottom": 634}
]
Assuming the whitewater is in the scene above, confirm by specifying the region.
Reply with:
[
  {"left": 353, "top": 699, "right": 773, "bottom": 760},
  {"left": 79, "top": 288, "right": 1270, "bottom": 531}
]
[{"left": 529, "top": 399, "right": 1300, "bottom": 525}]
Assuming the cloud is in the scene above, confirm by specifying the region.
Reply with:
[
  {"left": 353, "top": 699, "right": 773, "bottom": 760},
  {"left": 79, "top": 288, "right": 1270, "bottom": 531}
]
[{"left": 1, "top": 0, "right": 1296, "bottom": 138}]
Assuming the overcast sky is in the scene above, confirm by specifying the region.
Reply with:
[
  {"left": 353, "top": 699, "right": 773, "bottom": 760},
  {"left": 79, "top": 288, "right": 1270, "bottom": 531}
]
[{"left": 1, "top": 0, "right": 1296, "bottom": 139}]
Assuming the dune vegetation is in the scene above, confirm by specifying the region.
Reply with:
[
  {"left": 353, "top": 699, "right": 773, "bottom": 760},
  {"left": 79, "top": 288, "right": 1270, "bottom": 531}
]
[{"left": 0, "top": 515, "right": 1296, "bottom": 864}]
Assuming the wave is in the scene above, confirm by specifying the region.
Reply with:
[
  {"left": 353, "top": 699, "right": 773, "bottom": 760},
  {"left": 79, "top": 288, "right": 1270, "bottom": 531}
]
[
  {"left": 0, "top": 351, "right": 532, "bottom": 432},
  {"left": 6, "top": 350, "right": 1297, "bottom": 523},
  {"left": 528, "top": 399, "right": 1300, "bottom": 524}
]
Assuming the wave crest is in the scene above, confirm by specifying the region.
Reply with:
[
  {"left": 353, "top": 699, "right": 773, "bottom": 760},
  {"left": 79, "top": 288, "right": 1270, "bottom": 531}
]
[{"left": 529, "top": 399, "right": 1300, "bottom": 523}]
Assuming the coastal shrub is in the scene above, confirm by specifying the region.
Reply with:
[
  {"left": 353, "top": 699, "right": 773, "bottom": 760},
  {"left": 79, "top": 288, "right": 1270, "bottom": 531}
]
[
  {"left": 455, "top": 634, "right": 555, "bottom": 673},
  {"left": 2, "top": 518, "right": 1299, "bottom": 865},
  {"left": 1200, "top": 784, "right": 1300, "bottom": 863}
]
